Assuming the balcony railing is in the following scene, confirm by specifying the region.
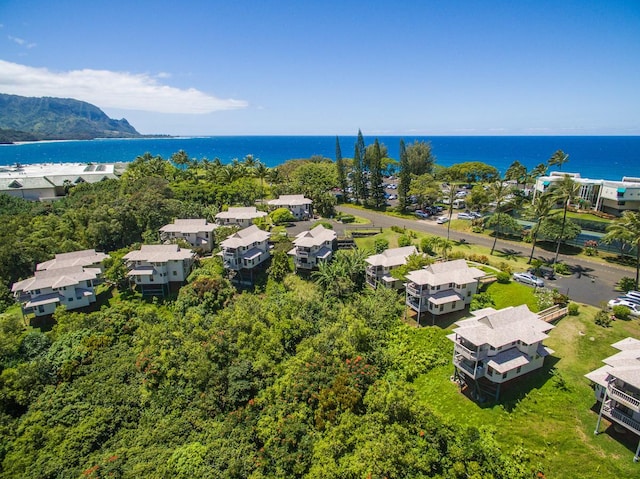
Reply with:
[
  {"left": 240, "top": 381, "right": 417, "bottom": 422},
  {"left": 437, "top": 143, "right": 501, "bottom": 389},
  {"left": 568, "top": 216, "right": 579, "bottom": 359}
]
[
  {"left": 608, "top": 384, "right": 640, "bottom": 412},
  {"left": 603, "top": 401, "right": 640, "bottom": 434},
  {"left": 454, "top": 355, "right": 484, "bottom": 379},
  {"left": 454, "top": 343, "right": 481, "bottom": 361}
]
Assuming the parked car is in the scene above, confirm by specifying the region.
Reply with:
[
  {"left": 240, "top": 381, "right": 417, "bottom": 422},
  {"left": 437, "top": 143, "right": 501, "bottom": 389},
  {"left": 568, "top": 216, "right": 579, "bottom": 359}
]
[
  {"left": 625, "top": 290, "right": 640, "bottom": 302},
  {"left": 388, "top": 194, "right": 397, "bottom": 200},
  {"left": 513, "top": 272, "right": 545, "bottom": 287},
  {"left": 436, "top": 216, "right": 449, "bottom": 224},
  {"left": 608, "top": 299, "right": 640, "bottom": 317},
  {"left": 457, "top": 212, "right": 474, "bottom": 220},
  {"left": 469, "top": 211, "right": 483, "bottom": 219},
  {"left": 415, "top": 210, "right": 430, "bottom": 219}
]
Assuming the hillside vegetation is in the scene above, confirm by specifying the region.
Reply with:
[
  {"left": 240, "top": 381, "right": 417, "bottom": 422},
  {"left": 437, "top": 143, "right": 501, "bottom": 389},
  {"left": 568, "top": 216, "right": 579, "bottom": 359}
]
[{"left": 0, "top": 93, "right": 141, "bottom": 142}]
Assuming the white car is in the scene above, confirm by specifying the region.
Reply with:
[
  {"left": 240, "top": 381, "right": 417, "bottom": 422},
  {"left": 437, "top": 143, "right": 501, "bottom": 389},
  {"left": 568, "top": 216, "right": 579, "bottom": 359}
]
[
  {"left": 624, "top": 290, "right": 640, "bottom": 302},
  {"left": 608, "top": 299, "right": 640, "bottom": 317},
  {"left": 436, "top": 216, "right": 449, "bottom": 224},
  {"left": 513, "top": 272, "right": 545, "bottom": 287},
  {"left": 457, "top": 212, "right": 474, "bottom": 220}
]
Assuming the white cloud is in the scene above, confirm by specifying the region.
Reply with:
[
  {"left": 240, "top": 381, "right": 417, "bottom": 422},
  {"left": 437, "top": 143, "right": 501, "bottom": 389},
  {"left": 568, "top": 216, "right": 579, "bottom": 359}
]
[
  {"left": 8, "top": 36, "right": 36, "bottom": 48},
  {"left": 0, "top": 60, "right": 248, "bottom": 114}
]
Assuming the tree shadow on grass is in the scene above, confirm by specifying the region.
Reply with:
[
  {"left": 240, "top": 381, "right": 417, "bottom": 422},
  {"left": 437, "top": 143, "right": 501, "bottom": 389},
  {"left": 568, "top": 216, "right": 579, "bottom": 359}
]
[{"left": 497, "top": 248, "right": 523, "bottom": 260}]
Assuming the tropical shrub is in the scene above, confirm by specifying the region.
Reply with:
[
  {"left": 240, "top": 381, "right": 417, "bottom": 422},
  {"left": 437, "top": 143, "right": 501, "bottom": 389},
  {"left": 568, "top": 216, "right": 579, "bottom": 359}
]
[
  {"left": 498, "top": 262, "right": 512, "bottom": 274},
  {"left": 448, "top": 251, "right": 466, "bottom": 260},
  {"left": 398, "top": 235, "right": 412, "bottom": 247},
  {"left": 496, "top": 271, "right": 510, "bottom": 284},
  {"left": 553, "top": 262, "right": 571, "bottom": 275},
  {"left": 468, "top": 253, "right": 490, "bottom": 264},
  {"left": 391, "top": 225, "right": 405, "bottom": 234},
  {"left": 594, "top": 310, "right": 612, "bottom": 327},
  {"left": 612, "top": 305, "right": 631, "bottom": 320},
  {"left": 470, "top": 292, "right": 495, "bottom": 311},
  {"left": 339, "top": 214, "right": 355, "bottom": 223},
  {"left": 568, "top": 302, "right": 579, "bottom": 316},
  {"left": 618, "top": 276, "right": 637, "bottom": 293},
  {"left": 373, "top": 238, "right": 389, "bottom": 254}
]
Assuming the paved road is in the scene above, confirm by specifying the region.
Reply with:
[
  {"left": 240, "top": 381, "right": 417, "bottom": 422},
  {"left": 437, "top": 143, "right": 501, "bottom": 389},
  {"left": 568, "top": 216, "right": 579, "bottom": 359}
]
[{"left": 335, "top": 205, "right": 635, "bottom": 308}]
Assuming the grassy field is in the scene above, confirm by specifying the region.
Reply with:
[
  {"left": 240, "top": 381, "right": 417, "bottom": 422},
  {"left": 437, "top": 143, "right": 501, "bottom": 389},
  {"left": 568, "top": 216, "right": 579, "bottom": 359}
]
[{"left": 412, "top": 298, "right": 640, "bottom": 478}]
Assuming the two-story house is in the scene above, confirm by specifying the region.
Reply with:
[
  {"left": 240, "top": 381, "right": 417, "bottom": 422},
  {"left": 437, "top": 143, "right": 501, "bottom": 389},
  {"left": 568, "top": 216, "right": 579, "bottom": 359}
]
[
  {"left": 365, "top": 246, "right": 418, "bottom": 289},
  {"left": 36, "top": 249, "right": 109, "bottom": 272},
  {"left": 405, "top": 259, "right": 485, "bottom": 323},
  {"left": 288, "top": 225, "right": 337, "bottom": 271},
  {"left": 159, "top": 218, "right": 218, "bottom": 253},
  {"left": 215, "top": 207, "right": 267, "bottom": 228},
  {"left": 124, "top": 244, "right": 195, "bottom": 296},
  {"left": 12, "top": 265, "right": 102, "bottom": 317},
  {"left": 585, "top": 337, "right": 640, "bottom": 462},
  {"left": 447, "top": 305, "right": 555, "bottom": 401},
  {"left": 218, "top": 225, "right": 271, "bottom": 281},
  {"left": 267, "top": 195, "right": 313, "bottom": 220}
]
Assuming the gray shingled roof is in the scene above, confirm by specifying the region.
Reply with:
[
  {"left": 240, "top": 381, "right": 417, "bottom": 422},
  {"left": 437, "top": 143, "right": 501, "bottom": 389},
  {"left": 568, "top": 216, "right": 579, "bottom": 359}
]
[
  {"left": 451, "top": 305, "right": 554, "bottom": 348},
  {"left": 268, "top": 195, "right": 312, "bottom": 206},
  {"left": 405, "top": 259, "right": 485, "bottom": 286},
  {"left": 12, "top": 266, "right": 100, "bottom": 293},
  {"left": 215, "top": 207, "right": 267, "bottom": 221},
  {"left": 37, "top": 249, "right": 109, "bottom": 271},
  {"left": 160, "top": 218, "right": 218, "bottom": 234},
  {"left": 220, "top": 225, "right": 270, "bottom": 248},
  {"left": 585, "top": 337, "right": 640, "bottom": 389},
  {"left": 365, "top": 246, "right": 418, "bottom": 267},
  {"left": 124, "top": 244, "right": 194, "bottom": 263},
  {"left": 293, "top": 225, "right": 337, "bottom": 247}
]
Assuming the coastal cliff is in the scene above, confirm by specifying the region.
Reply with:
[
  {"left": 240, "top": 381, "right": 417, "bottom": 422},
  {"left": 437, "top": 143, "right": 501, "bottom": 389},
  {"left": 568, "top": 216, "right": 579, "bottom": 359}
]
[{"left": 0, "top": 93, "right": 141, "bottom": 143}]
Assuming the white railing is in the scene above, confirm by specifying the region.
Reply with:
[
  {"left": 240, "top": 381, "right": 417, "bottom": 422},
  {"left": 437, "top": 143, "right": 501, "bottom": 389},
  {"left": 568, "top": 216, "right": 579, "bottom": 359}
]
[
  {"left": 455, "top": 343, "right": 480, "bottom": 361},
  {"left": 604, "top": 402, "right": 640, "bottom": 434},
  {"left": 608, "top": 385, "right": 640, "bottom": 411}
]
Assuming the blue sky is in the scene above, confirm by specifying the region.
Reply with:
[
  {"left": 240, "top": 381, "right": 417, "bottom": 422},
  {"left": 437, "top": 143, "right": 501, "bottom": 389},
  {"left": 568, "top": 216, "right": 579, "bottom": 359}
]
[{"left": 1, "top": 1, "right": 639, "bottom": 136}]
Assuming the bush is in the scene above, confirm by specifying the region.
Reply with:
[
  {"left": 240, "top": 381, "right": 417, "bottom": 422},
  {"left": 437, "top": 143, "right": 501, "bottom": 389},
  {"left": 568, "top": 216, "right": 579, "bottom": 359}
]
[
  {"left": 314, "top": 221, "right": 333, "bottom": 230},
  {"left": 373, "top": 238, "right": 389, "bottom": 254},
  {"left": 618, "top": 276, "right": 637, "bottom": 293},
  {"left": 398, "top": 235, "right": 412, "bottom": 247},
  {"left": 448, "top": 251, "right": 466, "bottom": 260},
  {"left": 270, "top": 207, "right": 296, "bottom": 225},
  {"left": 339, "top": 214, "right": 355, "bottom": 224},
  {"left": 470, "top": 292, "right": 495, "bottom": 311},
  {"left": 594, "top": 310, "right": 612, "bottom": 327},
  {"left": 391, "top": 225, "right": 405, "bottom": 234},
  {"left": 568, "top": 302, "right": 579, "bottom": 316},
  {"left": 496, "top": 271, "right": 511, "bottom": 284},
  {"left": 612, "top": 305, "right": 631, "bottom": 320},
  {"left": 553, "top": 262, "right": 570, "bottom": 275},
  {"left": 498, "top": 262, "right": 512, "bottom": 274},
  {"left": 468, "top": 253, "right": 490, "bottom": 265}
]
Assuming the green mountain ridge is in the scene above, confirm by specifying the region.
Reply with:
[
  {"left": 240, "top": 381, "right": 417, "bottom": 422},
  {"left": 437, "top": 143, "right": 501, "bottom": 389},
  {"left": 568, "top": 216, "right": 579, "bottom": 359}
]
[{"left": 0, "top": 93, "right": 142, "bottom": 143}]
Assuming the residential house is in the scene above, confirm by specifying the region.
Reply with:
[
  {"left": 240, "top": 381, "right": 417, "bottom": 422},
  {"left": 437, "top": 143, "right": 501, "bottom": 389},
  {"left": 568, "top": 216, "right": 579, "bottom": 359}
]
[
  {"left": 215, "top": 207, "right": 267, "bottom": 228},
  {"left": 218, "top": 225, "right": 271, "bottom": 281},
  {"left": 11, "top": 265, "right": 102, "bottom": 317},
  {"left": 267, "top": 195, "right": 313, "bottom": 220},
  {"left": 365, "top": 246, "right": 418, "bottom": 289},
  {"left": 288, "top": 225, "right": 337, "bottom": 271},
  {"left": 405, "top": 259, "right": 485, "bottom": 322},
  {"left": 447, "top": 305, "right": 555, "bottom": 401},
  {"left": 585, "top": 337, "right": 640, "bottom": 461},
  {"left": 533, "top": 171, "right": 640, "bottom": 215},
  {"left": 159, "top": 218, "right": 218, "bottom": 253},
  {"left": 36, "top": 249, "right": 109, "bottom": 272},
  {"left": 124, "top": 244, "right": 195, "bottom": 296}
]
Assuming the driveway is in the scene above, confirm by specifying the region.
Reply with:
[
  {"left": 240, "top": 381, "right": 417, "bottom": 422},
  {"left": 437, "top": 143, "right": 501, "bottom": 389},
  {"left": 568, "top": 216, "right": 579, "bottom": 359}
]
[{"left": 336, "top": 205, "right": 634, "bottom": 308}]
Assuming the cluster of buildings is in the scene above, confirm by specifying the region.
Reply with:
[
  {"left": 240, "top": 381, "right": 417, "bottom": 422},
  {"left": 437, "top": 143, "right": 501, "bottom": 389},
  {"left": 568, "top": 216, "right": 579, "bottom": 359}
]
[
  {"left": 7, "top": 174, "right": 640, "bottom": 461},
  {"left": 534, "top": 171, "right": 640, "bottom": 216}
]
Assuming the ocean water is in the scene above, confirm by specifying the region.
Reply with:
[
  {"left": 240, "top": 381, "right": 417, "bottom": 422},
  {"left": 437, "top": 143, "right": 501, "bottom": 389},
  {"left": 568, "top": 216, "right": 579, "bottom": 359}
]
[{"left": 1, "top": 136, "right": 638, "bottom": 181}]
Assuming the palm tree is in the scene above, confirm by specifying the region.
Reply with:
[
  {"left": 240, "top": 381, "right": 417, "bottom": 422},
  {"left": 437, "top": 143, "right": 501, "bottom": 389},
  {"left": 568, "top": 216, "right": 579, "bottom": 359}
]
[
  {"left": 445, "top": 186, "right": 457, "bottom": 243},
  {"left": 606, "top": 211, "right": 640, "bottom": 289},
  {"left": 527, "top": 192, "right": 556, "bottom": 263},
  {"left": 254, "top": 161, "right": 269, "bottom": 203},
  {"left": 602, "top": 222, "right": 634, "bottom": 258},
  {"left": 548, "top": 149, "right": 569, "bottom": 171},
  {"left": 550, "top": 175, "right": 581, "bottom": 264},
  {"left": 487, "top": 179, "right": 510, "bottom": 255}
]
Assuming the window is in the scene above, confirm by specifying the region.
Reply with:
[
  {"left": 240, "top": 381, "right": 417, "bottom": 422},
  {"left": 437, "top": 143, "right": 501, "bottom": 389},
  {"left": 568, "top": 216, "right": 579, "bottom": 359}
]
[
  {"left": 68, "top": 297, "right": 74, "bottom": 302},
  {"left": 173, "top": 271, "right": 177, "bottom": 276},
  {"left": 462, "top": 283, "right": 466, "bottom": 289},
  {"left": 516, "top": 366, "right": 522, "bottom": 373},
  {"left": 502, "top": 372, "right": 508, "bottom": 379},
  {"left": 487, "top": 367, "right": 494, "bottom": 376}
]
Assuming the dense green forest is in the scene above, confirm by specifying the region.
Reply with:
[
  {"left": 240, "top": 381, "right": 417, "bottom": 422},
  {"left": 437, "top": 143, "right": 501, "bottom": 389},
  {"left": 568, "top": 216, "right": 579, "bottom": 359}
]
[
  {"left": 0, "top": 152, "right": 537, "bottom": 477},
  {"left": 0, "top": 94, "right": 140, "bottom": 142}
]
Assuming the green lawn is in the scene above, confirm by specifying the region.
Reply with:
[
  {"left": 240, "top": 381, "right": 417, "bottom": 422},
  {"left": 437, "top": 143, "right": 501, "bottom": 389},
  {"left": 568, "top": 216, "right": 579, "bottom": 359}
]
[{"left": 411, "top": 297, "right": 640, "bottom": 479}]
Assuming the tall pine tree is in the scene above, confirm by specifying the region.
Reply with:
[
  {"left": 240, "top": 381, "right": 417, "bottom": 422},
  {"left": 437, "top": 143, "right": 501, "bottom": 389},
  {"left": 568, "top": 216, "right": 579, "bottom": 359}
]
[
  {"left": 356, "top": 129, "right": 369, "bottom": 201},
  {"left": 398, "top": 139, "right": 411, "bottom": 212},
  {"left": 335, "top": 136, "right": 348, "bottom": 200},
  {"left": 370, "top": 139, "right": 386, "bottom": 208},
  {"left": 352, "top": 142, "right": 363, "bottom": 203}
]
